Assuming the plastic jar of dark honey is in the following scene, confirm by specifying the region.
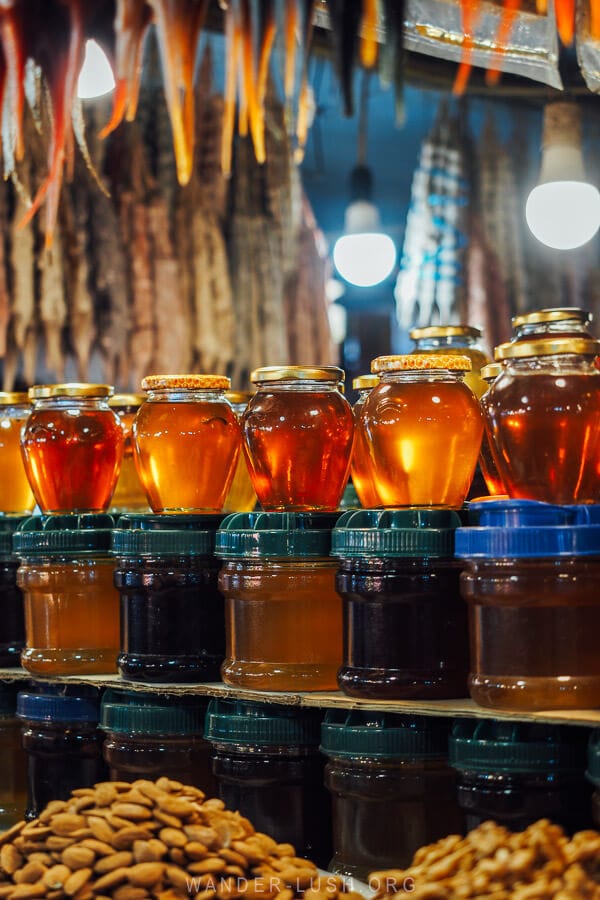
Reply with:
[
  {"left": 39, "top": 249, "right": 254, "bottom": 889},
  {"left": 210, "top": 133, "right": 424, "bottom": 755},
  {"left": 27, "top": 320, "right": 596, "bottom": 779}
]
[
  {"left": 350, "top": 375, "right": 380, "bottom": 508},
  {"left": 586, "top": 730, "right": 600, "bottom": 828},
  {"left": 358, "top": 355, "right": 483, "bottom": 508},
  {"left": 410, "top": 325, "right": 491, "bottom": 398},
  {"left": 0, "top": 684, "right": 27, "bottom": 828},
  {"left": 204, "top": 698, "right": 331, "bottom": 867},
  {"left": 113, "top": 513, "right": 226, "bottom": 683},
  {"left": 487, "top": 338, "right": 600, "bottom": 504},
  {"left": 0, "top": 517, "right": 27, "bottom": 667},
  {"left": 21, "top": 384, "right": 124, "bottom": 514},
  {"left": 450, "top": 719, "right": 592, "bottom": 833},
  {"left": 223, "top": 391, "right": 256, "bottom": 513},
  {"left": 321, "top": 711, "right": 461, "bottom": 881},
  {"left": 243, "top": 366, "right": 354, "bottom": 511},
  {"left": 100, "top": 689, "right": 216, "bottom": 797},
  {"left": 332, "top": 508, "right": 468, "bottom": 700},
  {"left": 0, "top": 392, "right": 35, "bottom": 515},
  {"left": 511, "top": 307, "right": 594, "bottom": 342},
  {"left": 478, "top": 363, "right": 506, "bottom": 497},
  {"left": 456, "top": 499, "right": 600, "bottom": 710},
  {"left": 17, "top": 685, "right": 106, "bottom": 820},
  {"left": 108, "top": 393, "right": 149, "bottom": 513},
  {"left": 216, "top": 511, "right": 342, "bottom": 691},
  {"left": 15, "top": 514, "right": 120, "bottom": 676}
]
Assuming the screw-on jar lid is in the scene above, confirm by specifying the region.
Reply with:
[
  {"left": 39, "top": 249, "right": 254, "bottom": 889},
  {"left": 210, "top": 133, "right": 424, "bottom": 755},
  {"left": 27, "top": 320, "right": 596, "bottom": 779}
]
[
  {"left": 216, "top": 511, "right": 338, "bottom": 558},
  {"left": 109, "top": 393, "right": 145, "bottom": 409},
  {"left": 494, "top": 337, "right": 600, "bottom": 360},
  {"left": 250, "top": 366, "right": 344, "bottom": 384},
  {"left": 410, "top": 325, "right": 482, "bottom": 340},
  {"left": 225, "top": 390, "right": 253, "bottom": 406},
  {"left": 512, "top": 307, "right": 592, "bottom": 329},
  {"left": 352, "top": 375, "right": 379, "bottom": 391},
  {"left": 112, "top": 513, "right": 225, "bottom": 556},
  {"left": 29, "top": 383, "right": 114, "bottom": 399},
  {"left": 586, "top": 730, "right": 600, "bottom": 787},
  {"left": 13, "top": 514, "right": 116, "bottom": 555},
  {"left": 450, "top": 719, "right": 587, "bottom": 774},
  {"left": 99, "top": 689, "right": 208, "bottom": 735},
  {"left": 371, "top": 354, "right": 472, "bottom": 373},
  {"left": 17, "top": 686, "right": 100, "bottom": 723},
  {"left": 141, "top": 374, "right": 230, "bottom": 392},
  {"left": 455, "top": 500, "right": 600, "bottom": 558},
  {"left": 0, "top": 392, "right": 30, "bottom": 406},
  {"left": 321, "top": 710, "right": 450, "bottom": 760},
  {"left": 480, "top": 363, "right": 502, "bottom": 382},
  {"left": 0, "top": 516, "right": 29, "bottom": 556},
  {"left": 204, "top": 699, "right": 321, "bottom": 746},
  {"left": 332, "top": 508, "right": 461, "bottom": 558}
]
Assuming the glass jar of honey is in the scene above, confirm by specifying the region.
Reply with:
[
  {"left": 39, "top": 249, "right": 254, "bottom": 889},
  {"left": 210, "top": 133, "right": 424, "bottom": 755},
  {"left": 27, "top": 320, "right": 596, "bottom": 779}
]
[
  {"left": 478, "top": 363, "right": 506, "bottom": 497},
  {"left": 587, "top": 730, "right": 600, "bottom": 828},
  {"left": 134, "top": 375, "right": 240, "bottom": 513},
  {"left": 358, "top": 355, "right": 483, "bottom": 508},
  {"left": 14, "top": 514, "right": 120, "bottom": 675},
  {"left": 351, "top": 375, "right": 380, "bottom": 508},
  {"left": 108, "top": 394, "right": 149, "bottom": 512},
  {"left": 0, "top": 517, "right": 27, "bottom": 667},
  {"left": 216, "top": 511, "right": 343, "bottom": 691},
  {"left": 0, "top": 393, "right": 35, "bottom": 515},
  {"left": 21, "top": 384, "right": 124, "bottom": 514},
  {"left": 205, "top": 699, "right": 331, "bottom": 867},
  {"left": 487, "top": 338, "right": 600, "bottom": 504},
  {"left": 410, "top": 325, "right": 491, "bottom": 398},
  {"left": 243, "top": 367, "right": 354, "bottom": 511},
  {"left": 223, "top": 391, "right": 256, "bottom": 513},
  {"left": 0, "top": 684, "right": 27, "bottom": 828},
  {"left": 456, "top": 499, "right": 600, "bottom": 710},
  {"left": 332, "top": 508, "right": 468, "bottom": 700},
  {"left": 321, "top": 711, "right": 461, "bottom": 881},
  {"left": 512, "top": 307, "right": 594, "bottom": 341}
]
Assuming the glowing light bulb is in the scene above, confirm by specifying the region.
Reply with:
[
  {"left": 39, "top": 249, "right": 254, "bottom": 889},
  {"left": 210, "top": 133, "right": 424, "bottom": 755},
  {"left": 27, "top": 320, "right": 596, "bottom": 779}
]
[
  {"left": 526, "top": 181, "right": 600, "bottom": 250},
  {"left": 333, "top": 232, "right": 396, "bottom": 287},
  {"left": 77, "top": 40, "right": 115, "bottom": 100}
]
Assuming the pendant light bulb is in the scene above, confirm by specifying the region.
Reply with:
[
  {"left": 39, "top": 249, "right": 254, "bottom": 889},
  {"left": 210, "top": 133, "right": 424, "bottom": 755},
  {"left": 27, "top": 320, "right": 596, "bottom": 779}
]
[{"left": 77, "top": 39, "right": 115, "bottom": 100}]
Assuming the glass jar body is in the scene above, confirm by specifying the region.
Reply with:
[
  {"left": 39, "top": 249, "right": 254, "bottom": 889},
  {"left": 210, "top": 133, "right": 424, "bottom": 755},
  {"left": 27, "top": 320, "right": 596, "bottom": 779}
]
[
  {"left": 0, "top": 715, "right": 27, "bottom": 828},
  {"left": 411, "top": 334, "right": 490, "bottom": 398},
  {"left": 109, "top": 406, "right": 149, "bottom": 512},
  {"left": 0, "top": 403, "right": 35, "bottom": 514},
  {"left": 350, "top": 390, "right": 380, "bottom": 508},
  {"left": 479, "top": 388, "right": 506, "bottom": 496},
  {"left": 102, "top": 732, "right": 216, "bottom": 797},
  {"left": 223, "top": 399, "right": 256, "bottom": 513}
]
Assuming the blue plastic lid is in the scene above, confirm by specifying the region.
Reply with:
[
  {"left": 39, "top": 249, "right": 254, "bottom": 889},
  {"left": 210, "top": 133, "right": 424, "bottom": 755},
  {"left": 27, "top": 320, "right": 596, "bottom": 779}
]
[
  {"left": 17, "top": 685, "right": 100, "bottom": 723},
  {"left": 455, "top": 500, "right": 600, "bottom": 558}
]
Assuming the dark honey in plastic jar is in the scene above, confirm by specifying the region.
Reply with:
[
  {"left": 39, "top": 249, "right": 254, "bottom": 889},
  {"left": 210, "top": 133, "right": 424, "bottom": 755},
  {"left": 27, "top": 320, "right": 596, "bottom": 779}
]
[
  {"left": 0, "top": 393, "right": 35, "bottom": 515},
  {"left": 456, "top": 500, "right": 600, "bottom": 710},
  {"left": 243, "top": 367, "right": 354, "bottom": 511},
  {"left": 511, "top": 307, "right": 595, "bottom": 342},
  {"left": 133, "top": 374, "right": 240, "bottom": 513},
  {"left": 0, "top": 684, "right": 27, "bottom": 828},
  {"left": 350, "top": 375, "right": 381, "bottom": 508},
  {"left": 479, "top": 363, "right": 506, "bottom": 497},
  {"left": 358, "top": 355, "right": 483, "bottom": 508},
  {"left": 410, "top": 325, "right": 491, "bottom": 398},
  {"left": 109, "top": 394, "right": 149, "bottom": 512},
  {"left": 223, "top": 391, "right": 257, "bottom": 513},
  {"left": 0, "top": 517, "right": 27, "bottom": 667},
  {"left": 587, "top": 730, "right": 600, "bottom": 828},
  {"left": 486, "top": 339, "right": 600, "bottom": 504}
]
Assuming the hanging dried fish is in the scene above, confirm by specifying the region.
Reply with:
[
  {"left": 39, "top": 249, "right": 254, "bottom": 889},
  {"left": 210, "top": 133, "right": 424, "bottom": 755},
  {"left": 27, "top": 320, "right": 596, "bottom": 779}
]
[
  {"left": 379, "top": 0, "right": 405, "bottom": 123},
  {"left": 327, "top": 0, "right": 362, "bottom": 116},
  {"left": 284, "top": 0, "right": 298, "bottom": 103},
  {"left": 62, "top": 157, "right": 95, "bottom": 382},
  {"left": 0, "top": 1, "right": 26, "bottom": 167},
  {"left": 360, "top": 0, "right": 378, "bottom": 68},
  {"left": 296, "top": 0, "right": 315, "bottom": 158},
  {"left": 0, "top": 176, "right": 11, "bottom": 360},
  {"left": 39, "top": 235, "right": 67, "bottom": 381},
  {"left": 221, "top": 0, "right": 240, "bottom": 177}
]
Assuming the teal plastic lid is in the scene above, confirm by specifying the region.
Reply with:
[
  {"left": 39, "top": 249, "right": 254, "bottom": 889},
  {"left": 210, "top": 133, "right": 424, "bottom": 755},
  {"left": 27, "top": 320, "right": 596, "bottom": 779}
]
[
  {"left": 0, "top": 517, "right": 29, "bottom": 556},
  {"left": 216, "top": 512, "right": 339, "bottom": 558},
  {"left": 450, "top": 719, "right": 587, "bottom": 774},
  {"left": 99, "top": 689, "right": 208, "bottom": 735},
  {"left": 13, "top": 514, "right": 115, "bottom": 555},
  {"left": 332, "top": 508, "right": 462, "bottom": 558},
  {"left": 586, "top": 730, "right": 600, "bottom": 787},
  {"left": 320, "top": 710, "right": 450, "bottom": 760},
  {"left": 112, "top": 514, "right": 225, "bottom": 556},
  {"left": 205, "top": 699, "right": 321, "bottom": 747}
]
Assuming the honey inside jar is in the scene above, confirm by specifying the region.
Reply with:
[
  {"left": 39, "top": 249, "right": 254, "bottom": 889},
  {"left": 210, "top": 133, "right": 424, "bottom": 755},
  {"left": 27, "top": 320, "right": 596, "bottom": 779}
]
[
  {"left": 133, "top": 374, "right": 241, "bottom": 513},
  {"left": 109, "top": 394, "right": 149, "bottom": 512},
  {"left": 478, "top": 364, "right": 506, "bottom": 497},
  {"left": 410, "top": 325, "right": 491, "bottom": 398},
  {"left": 350, "top": 375, "right": 381, "bottom": 508},
  {"left": 223, "top": 391, "right": 256, "bottom": 513},
  {"left": 0, "top": 393, "right": 35, "bottom": 515}
]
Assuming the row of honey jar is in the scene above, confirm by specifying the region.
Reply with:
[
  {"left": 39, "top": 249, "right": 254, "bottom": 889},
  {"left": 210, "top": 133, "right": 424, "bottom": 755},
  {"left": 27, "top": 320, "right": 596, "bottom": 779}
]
[
  {"left": 1, "top": 306, "right": 599, "bottom": 518},
  {"left": 0, "top": 683, "right": 599, "bottom": 880},
  {"left": 1, "top": 502, "right": 600, "bottom": 711}
]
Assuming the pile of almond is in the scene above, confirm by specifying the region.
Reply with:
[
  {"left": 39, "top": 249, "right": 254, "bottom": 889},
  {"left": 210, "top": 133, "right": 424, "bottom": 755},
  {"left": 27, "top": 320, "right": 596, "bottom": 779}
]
[{"left": 0, "top": 779, "right": 362, "bottom": 900}]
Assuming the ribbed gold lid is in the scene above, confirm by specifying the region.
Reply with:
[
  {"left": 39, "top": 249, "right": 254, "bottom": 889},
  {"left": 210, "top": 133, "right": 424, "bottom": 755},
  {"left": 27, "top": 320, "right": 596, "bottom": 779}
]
[
  {"left": 480, "top": 363, "right": 503, "bottom": 381},
  {"left": 225, "top": 390, "right": 254, "bottom": 405},
  {"left": 495, "top": 338, "right": 600, "bottom": 360},
  {"left": 372, "top": 354, "right": 472, "bottom": 373},
  {"left": 109, "top": 393, "right": 145, "bottom": 408},
  {"left": 250, "top": 365, "right": 345, "bottom": 383},
  {"left": 512, "top": 307, "right": 592, "bottom": 329},
  {"left": 141, "top": 374, "right": 230, "bottom": 391},
  {"left": 352, "top": 374, "right": 379, "bottom": 391},
  {"left": 0, "top": 392, "right": 30, "bottom": 405},
  {"left": 410, "top": 325, "right": 482, "bottom": 340},
  {"left": 29, "top": 383, "right": 114, "bottom": 399}
]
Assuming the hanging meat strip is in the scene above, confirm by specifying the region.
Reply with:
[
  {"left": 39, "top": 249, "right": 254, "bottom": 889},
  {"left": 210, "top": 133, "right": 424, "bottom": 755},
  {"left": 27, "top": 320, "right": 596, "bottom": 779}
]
[
  {"left": 221, "top": 0, "right": 240, "bottom": 177},
  {"left": 327, "top": 0, "right": 362, "bottom": 116},
  {"left": 0, "top": 1, "right": 26, "bottom": 168},
  {"left": 284, "top": 0, "right": 298, "bottom": 103},
  {"left": 38, "top": 233, "right": 67, "bottom": 381},
  {"left": 360, "top": 0, "right": 378, "bottom": 68},
  {"left": 0, "top": 175, "right": 10, "bottom": 360},
  {"left": 296, "top": 0, "right": 315, "bottom": 157},
  {"left": 256, "top": 0, "right": 276, "bottom": 159}
]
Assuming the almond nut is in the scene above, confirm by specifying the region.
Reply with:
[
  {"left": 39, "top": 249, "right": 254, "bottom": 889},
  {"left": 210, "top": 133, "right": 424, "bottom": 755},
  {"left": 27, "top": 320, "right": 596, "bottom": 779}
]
[
  {"left": 126, "top": 863, "right": 165, "bottom": 887},
  {"left": 92, "top": 867, "right": 130, "bottom": 893},
  {"left": 61, "top": 848, "right": 96, "bottom": 871},
  {"left": 10, "top": 883, "right": 47, "bottom": 899},
  {"left": 43, "top": 865, "right": 72, "bottom": 888},
  {"left": 0, "top": 845, "right": 23, "bottom": 875},
  {"left": 87, "top": 819, "right": 115, "bottom": 845},
  {"left": 64, "top": 869, "right": 93, "bottom": 897},
  {"left": 94, "top": 853, "right": 133, "bottom": 875},
  {"left": 13, "top": 863, "right": 47, "bottom": 885},
  {"left": 50, "top": 816, "right": 86, "bottom": 837},
  {"left": 157, "top": 830, "right": 187, "bottom": 850}
]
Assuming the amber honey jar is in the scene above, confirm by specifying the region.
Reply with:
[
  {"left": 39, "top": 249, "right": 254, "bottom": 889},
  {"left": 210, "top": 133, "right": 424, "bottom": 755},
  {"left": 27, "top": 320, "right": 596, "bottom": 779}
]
[
  {"left": 14, "top": 514, "right": 120, "bottom": 676},
  {"left": 0, "top": 393, "right": 35, "bottom": 515},
  {"left": 216, "top": 511, "right": 343, "bottom": 691},
  {"left": 512, "top": 307, "right": 594, "bottom": 342},
  {"left": 21, "top": 384, "right": 124, "bottom": 514},
  {"left": 223, "top": 391, "right": 256, "bottom": 513},
  {"left": 357, "top": 355, "right": 483, "bottom": 508},
  {"left": 410, "top": 325, "right": 491, "bottom": 398},
  {"left": 108, "top": 394, "right": 149, "bottom": 512},
  {"left": 243, "top": 366, "right": 354, "bottom": 511},
  {"left": 479, "top": 363, "right": 506, "bottom": 497},
  {"left": 350, "top": 375, "right": 380, "bottom": 508},
  {"left": 133, "top": 374, "right": 240, "bottom": 513},
  {"left": 488, "top": 338, "right": 600, "bottom": 504}
]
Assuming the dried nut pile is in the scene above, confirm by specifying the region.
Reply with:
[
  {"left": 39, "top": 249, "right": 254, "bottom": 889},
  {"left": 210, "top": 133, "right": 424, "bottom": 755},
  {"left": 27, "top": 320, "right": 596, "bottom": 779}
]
[
  {"left": 0, "top": 779, "right": 363, "bottom": 900},
  {"left": 370, "top": 819, "right": 600, "bottom": 899}
]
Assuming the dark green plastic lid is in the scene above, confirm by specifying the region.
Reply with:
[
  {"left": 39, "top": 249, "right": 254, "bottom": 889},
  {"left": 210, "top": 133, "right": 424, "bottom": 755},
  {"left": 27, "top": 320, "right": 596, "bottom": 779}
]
[
  {"left": 0, "top": 517, "right": 29, "bottom": 557},
  {"left": 216, "top": 512, "right": 339, "bottom": 558},
  {"left": 99, "top": 689, "right": 208, "bottom": 736},
  {"left": 13, "top": 514, "right": 116, "bottom": 555},
  {"left": 450, "top": 719, "right": 587, "bottom": 774},
  {"left": 320, "top": 710, "right": 450, "bottom": 760},
  {"left": 204, "top": 698, "right": 321, "bottom": 747},
  {"left": 586, "top": 729, "right": 600, "bottom": 787},
  {"left": 112, "top": 514, "right": 225, "bottom": 556},
  {"left": 331, "top": 508, "right": 462, "bottom": 558}
]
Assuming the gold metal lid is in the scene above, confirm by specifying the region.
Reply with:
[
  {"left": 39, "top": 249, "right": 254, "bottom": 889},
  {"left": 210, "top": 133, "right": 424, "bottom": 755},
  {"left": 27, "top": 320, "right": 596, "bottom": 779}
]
[
  {"left": 480, "top": 363, "right": 502, "bottom": 381},
  {"left": 410, "top": 325, "right": 482, "bottom": 340},
  {"left": 225, "top": 390, "right": 254, "bottom": 405},
  {"left": 372, "top": 354, "right": 472, "bottom": 373},
  {"left": 352, "top": 374, "right": 379, "bottom": 391},
  {"left": 141, "top": 374, "right": 231, "bottom": 392},
  {"left": 29, "top": 383, "right": 114, "bottom": 399},
  {"left": 495, "top": 338, "right": 600, "bottom": 360},
  {"left": 109, "top": 393, "right": 145, "bottom": 408},
  {"left": 250, "top": 365, "right": 345, "bottom": 383},
  {"left": 0, "top": 392, "right": 30, "bottom": 405},
  {"left": 512, "top": 307, "right": 592, "bottom": 329}
]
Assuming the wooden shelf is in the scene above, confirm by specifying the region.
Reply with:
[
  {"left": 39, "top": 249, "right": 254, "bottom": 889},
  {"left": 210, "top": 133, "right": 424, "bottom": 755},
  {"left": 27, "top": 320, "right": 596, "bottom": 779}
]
[{"left": 1, "top": 669, "right": 599, "bottom": 728}]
